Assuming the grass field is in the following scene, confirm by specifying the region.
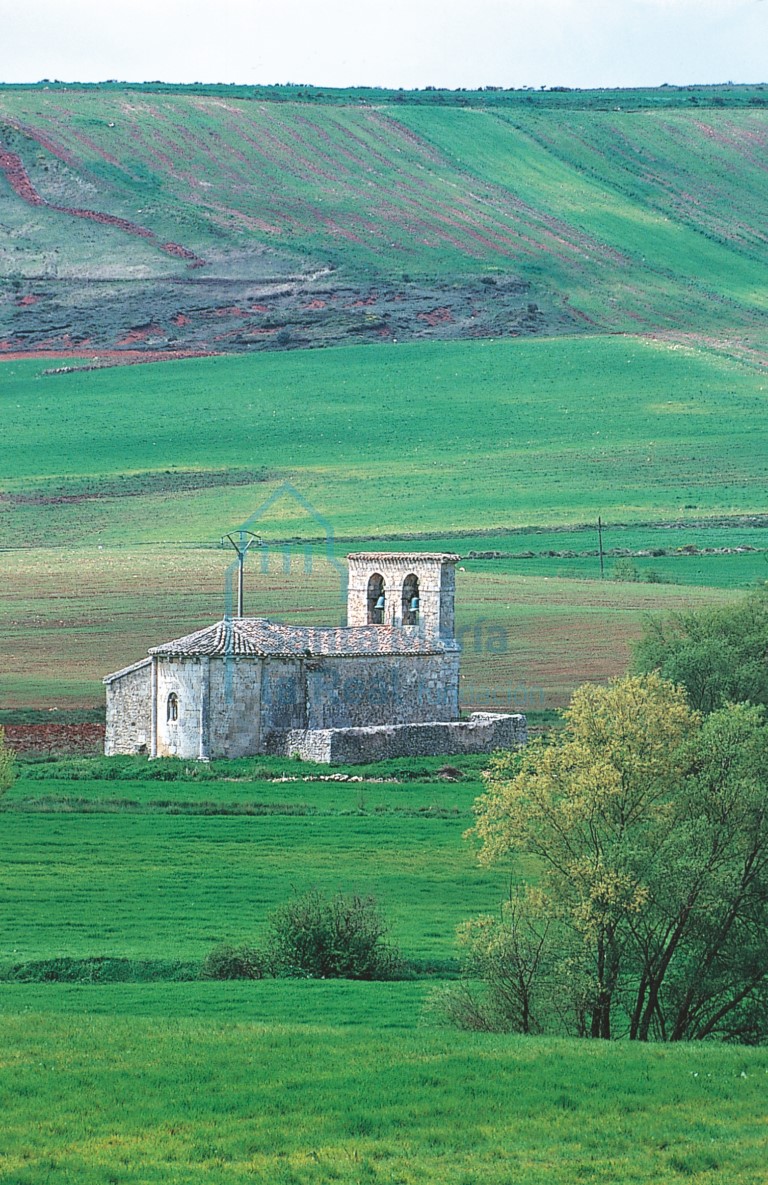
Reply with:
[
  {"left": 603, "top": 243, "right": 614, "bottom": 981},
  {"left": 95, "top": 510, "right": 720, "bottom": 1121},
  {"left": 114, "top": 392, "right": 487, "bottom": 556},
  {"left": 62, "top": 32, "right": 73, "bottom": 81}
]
[
  {"left": 0, "top": 545, "right": 734, "bottom": 707},
  {"left": 3, "top": 336, "right": 767, "bottom": 546},
  {"left": 2, "top": 758, "right": 768, "bottom": 1184},
  {"left": 1, "top": 999, "right": 767, "bottom": 1184},
  {"left": 3, "top": 81, "right": 768, "bottom": 1182},
  {"left": 0, "top": 333, "right": 760, "bottom": 705}
]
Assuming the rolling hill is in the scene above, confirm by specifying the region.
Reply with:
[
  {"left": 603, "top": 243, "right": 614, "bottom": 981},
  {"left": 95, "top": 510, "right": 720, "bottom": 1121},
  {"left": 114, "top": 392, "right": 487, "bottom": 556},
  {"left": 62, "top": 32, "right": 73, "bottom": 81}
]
[{"left": 2, "top": 84, "right": 768, "bottom": 359}]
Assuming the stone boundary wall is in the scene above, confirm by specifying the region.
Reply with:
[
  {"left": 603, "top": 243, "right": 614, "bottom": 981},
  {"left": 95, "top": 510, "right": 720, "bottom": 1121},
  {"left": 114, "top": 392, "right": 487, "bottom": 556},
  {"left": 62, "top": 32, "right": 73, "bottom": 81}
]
[{"left": 276, "top": 712, "right": 527, "bottom": 764}]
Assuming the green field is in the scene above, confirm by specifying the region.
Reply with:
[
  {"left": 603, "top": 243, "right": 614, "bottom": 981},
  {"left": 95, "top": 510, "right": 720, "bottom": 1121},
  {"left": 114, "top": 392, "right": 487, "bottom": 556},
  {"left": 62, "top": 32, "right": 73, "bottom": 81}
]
[
  {"left": 1, "top": 999, "right": 767, "bottom": 1184},
  {"left": 2, "top": 760, "right": 768, "bottom": 1183},
  {"left": 4, "top": 336, "right": 767, "bottom": 545},
  {"left": 0, "top": 333, "right": 761, "bottom": 705}
]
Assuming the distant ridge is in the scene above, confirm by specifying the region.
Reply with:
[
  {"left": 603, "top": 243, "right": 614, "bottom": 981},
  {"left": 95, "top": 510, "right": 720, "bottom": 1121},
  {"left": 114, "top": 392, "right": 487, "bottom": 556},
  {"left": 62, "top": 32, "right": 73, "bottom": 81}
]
[{"left": 2, "top": 83, "right": 768, "bottom": 360}]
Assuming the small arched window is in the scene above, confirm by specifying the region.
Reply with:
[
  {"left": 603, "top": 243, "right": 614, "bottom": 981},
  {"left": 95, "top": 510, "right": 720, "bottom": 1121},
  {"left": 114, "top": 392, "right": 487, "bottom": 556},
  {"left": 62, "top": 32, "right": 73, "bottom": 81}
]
[
  {"left": 402, "top": 574, "right": 420, "bottom": 625},
  {"left": 367, "top": 573, "right": 385, "bottom": 624},
  {"left": 166, "top": 692, "right": 179, "bottom": 723}
]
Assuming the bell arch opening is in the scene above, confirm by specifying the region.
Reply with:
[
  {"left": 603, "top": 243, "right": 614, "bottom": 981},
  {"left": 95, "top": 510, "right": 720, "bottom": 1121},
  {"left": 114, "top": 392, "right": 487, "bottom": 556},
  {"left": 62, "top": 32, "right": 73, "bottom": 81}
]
[
  {"left": 401, "top": 574, "right": 420, "bottom": 626},
  {"left": 367, "top": 573, "right": 385, "bottom": 624}
]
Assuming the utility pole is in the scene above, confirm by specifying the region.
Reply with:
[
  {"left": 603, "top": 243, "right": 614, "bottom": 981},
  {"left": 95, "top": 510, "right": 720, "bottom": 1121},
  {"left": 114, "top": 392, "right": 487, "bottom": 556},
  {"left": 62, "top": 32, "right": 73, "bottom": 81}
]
[
  {"left": 222, "top": 530, "right": 261, "bottom": 617},
  {"left": 597, "top": 516, "right": 605, "bottom": 580}
]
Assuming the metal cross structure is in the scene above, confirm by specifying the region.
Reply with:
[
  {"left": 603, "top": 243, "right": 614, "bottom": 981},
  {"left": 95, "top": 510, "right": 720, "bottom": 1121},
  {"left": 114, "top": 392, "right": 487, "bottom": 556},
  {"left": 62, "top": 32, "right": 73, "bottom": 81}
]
[{"left": 222, "top": 530, "right": 262, "bottom": 617}]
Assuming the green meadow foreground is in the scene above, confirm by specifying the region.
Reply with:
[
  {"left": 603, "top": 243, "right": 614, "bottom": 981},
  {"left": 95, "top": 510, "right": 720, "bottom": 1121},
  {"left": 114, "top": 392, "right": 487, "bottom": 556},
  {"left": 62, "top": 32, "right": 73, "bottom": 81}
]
[
  {"left": 2, "top": 759, "right": 768, "bottom": 1184},
  {"left": 2, "top": 290, "right": 766, "bottom": 1184},
  {"left": 1, "top": 998, "right": 767, "bottom": 1184}
]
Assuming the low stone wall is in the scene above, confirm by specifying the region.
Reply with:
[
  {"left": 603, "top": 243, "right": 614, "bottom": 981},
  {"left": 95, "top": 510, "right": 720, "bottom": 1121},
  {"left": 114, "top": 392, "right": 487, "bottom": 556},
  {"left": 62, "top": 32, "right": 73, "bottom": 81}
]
[{"left": 277, "top": 712, "right": 527, "bottom": 765}]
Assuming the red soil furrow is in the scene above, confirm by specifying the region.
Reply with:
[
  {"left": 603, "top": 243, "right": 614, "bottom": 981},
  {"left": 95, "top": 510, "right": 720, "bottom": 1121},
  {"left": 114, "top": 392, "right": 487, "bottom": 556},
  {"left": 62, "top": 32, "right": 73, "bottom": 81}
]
[
  {"left": 362, "top": 110, "right": 447, "bottom": 166},
  {"left": 210, "top": 121, "right": 321, "bottom": 192},
  {"left": 4, "top": 119, "right": 79, "bottom": 167},
  {"left": 324, "top": 114, "right": 402, "bottom": 168},
  {"left": 319, "top": 216, "right": 366, "bottom": 244},
  {"left": 5, "top": 723, "right": 105, "bottom": 756},
  {"left": 201, "top": 128, "right": 249, "bottom": 167},
  {"left": 116, "top": 324, "right": 163, "bottom": 345},
  {"left": 66, "top": 128, "right": 122, "bottom": 168},
  {"left": 125, "top": 123, "right": 199, "bottom": 184},
  {"left": 0, "top": 142, "right": 205, "bottom": 265},
  {"left": 161, "top": 242, "right": 204, "bottom": 263},
  {"left": 292, "top": 114, "right": 370, "bottom": 168},
  {"left": 203, "top": 201, "right": 283, "bottom": 235},
  {"left": 171, "top": 124, "right": 248, "bottom": 185},
  {"left": 58, "top": 203, "right": 156, "bottom": 238},
  {"left": 264, "top": 113, "right": 356, "bottom": 180},
  {"left": 0, "top": 149, "right": 44, "bottom": 204},
  {"left": 239, "top": 114, "right": 342, "bottom": 183},
  {"left": 415, "top": 182, "right": 625, "bottom": 266},
  {"left": 0, "top": 348, "right": 215, "bottom": 367},
  {"left": 417, "top": 307, "right": 454, "bottom": 326}
]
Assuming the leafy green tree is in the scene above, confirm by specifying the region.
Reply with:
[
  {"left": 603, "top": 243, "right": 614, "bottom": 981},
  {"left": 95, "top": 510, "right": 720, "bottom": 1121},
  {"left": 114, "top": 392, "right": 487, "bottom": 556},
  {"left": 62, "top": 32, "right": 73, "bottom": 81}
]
[
  {"left": 632, "top": 587, "right": 768, "bottom": 713},
  {"left": 465, "top": 675, "right": 768, "bottom": 1041}
]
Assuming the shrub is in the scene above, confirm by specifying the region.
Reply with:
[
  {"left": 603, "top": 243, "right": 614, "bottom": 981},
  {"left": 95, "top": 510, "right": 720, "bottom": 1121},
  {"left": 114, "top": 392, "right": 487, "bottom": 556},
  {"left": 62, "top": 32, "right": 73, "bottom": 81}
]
[
  {"left": 0, "top": 727, "right": 16, "bottom": 797},
  {"left": 612, "top": 558, "right": 640, "bottom": 582},
  {"left": 266, "top": 889, "right": 402, "bottom": 980},
  {"left": 200, "top": 944, "right": 265, "bottom": 980}
]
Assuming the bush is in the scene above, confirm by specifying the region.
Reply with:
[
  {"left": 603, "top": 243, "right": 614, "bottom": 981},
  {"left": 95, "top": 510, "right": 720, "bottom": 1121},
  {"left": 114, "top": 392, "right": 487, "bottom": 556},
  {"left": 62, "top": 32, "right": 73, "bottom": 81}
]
[
  {"left": 633, "top": 587, "right": 768, "bottom": 713},
  {"left": 200, "top": 944, "right": 265, "bottom": 980},
  {"left": 266, "top": 889, "right": 403, "bottom": 980},
  {"left": 465, "top": 678, "right": 768, "bottom": 1042},
  {"left": 612, "top": 558, "right": 640, "bottom": 582},
  {"left": 0, "top": 727, "right": 16, "bottom": 797}
]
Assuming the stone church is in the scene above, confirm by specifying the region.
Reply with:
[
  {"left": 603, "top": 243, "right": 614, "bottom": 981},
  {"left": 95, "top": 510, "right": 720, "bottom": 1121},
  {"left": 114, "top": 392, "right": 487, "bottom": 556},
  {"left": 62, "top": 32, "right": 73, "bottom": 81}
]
[{"left": 104, "top": 552, "right": 526, "bottom": 763}]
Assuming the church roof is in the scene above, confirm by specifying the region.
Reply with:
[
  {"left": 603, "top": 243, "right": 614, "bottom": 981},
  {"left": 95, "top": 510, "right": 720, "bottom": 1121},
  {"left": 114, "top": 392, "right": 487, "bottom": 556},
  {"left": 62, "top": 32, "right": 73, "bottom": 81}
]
[
  {"left": 147, "top": 618, "right": 458, "bottom": 659},
  {"left": 347, "top": 552, "right": 460, "bottom": 563}
]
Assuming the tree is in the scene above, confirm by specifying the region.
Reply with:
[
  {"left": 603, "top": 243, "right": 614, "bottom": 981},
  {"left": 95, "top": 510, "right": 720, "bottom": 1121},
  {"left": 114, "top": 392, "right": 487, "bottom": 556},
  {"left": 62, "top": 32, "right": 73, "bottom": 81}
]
[
  {"left": 0, "top": 727, "right": 15, "bottom": 798},
  {"left": 632, "top": 587, "right": 768, "bottom": 714},
  {"left": 465, "top": 675, "right": 768, "bottom": 1041}
]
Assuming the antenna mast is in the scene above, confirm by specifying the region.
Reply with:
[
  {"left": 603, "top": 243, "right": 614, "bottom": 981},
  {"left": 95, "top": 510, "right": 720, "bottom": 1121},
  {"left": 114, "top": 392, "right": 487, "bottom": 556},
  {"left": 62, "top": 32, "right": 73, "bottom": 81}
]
[{"left": 222, "top": 530, "right": 261, "bottom": 617}]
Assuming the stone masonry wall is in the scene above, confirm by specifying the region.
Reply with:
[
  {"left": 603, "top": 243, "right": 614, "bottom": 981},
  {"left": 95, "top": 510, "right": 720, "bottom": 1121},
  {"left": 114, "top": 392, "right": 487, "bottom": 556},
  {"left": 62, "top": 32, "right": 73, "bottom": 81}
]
[
  {"left": 207, "top": 657, "right": 263, "bottom": 759},
  {"left": 104, "top": 661, "right": 151, "bottom": 755},
  {"left": 281, "top": 712, "right": 527, "bottom": 764},
  {"left": 303, "top": 653, "right": 460, "bottom": 730},
  {"left": 156, "top": 656, "right": 205, "bottom": 758}
]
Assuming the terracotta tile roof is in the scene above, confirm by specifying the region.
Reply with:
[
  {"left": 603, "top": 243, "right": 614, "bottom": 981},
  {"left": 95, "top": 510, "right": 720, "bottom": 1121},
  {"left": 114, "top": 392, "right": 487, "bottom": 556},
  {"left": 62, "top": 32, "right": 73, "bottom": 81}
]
[
  {"left": 148, "top": 618, "right": 458, "bottom": 659},
  {"left": 347, "top": 552, "right": 460, "bottom": 564}
]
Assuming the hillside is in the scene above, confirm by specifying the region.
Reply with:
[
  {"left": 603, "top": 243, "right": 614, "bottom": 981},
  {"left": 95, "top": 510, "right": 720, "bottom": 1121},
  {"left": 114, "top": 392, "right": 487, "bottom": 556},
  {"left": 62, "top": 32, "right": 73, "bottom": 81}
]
[{"left": 2, "top": 84, "right": 768, "bottom": 359}]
